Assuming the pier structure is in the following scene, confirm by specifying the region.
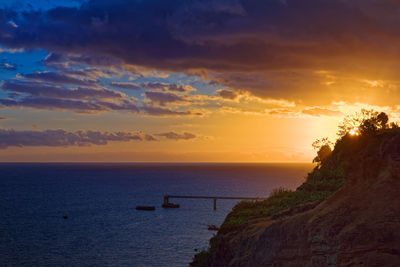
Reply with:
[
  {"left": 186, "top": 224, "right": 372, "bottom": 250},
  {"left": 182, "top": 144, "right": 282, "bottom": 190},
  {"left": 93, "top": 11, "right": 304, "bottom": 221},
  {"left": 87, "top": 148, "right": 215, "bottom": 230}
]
[{"left": 163, "top": 195, "right": 267, "bottom": 210}]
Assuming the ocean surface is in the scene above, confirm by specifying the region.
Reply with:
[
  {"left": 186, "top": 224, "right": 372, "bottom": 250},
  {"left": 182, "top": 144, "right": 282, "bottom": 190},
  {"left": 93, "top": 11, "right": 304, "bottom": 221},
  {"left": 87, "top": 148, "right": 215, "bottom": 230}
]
[{"left": 0, "top": 163, "right": 312, "bottom": 266}]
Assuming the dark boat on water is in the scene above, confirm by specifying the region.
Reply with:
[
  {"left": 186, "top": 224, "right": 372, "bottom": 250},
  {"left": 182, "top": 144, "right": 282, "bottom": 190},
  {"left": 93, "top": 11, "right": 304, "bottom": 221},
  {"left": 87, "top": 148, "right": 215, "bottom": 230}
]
[
  {"left": 136, "top": 206, "right": 156, "bottom": 211},
  {"left": 162, "top": 203, "right": 180, "bottom": 208}
]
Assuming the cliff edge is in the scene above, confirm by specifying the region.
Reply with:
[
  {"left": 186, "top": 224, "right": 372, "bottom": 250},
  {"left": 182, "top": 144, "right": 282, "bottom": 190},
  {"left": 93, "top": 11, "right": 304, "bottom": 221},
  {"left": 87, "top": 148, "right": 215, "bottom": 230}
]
[{"left": 192, "top": 128, "right": 400, "bottom": 266}]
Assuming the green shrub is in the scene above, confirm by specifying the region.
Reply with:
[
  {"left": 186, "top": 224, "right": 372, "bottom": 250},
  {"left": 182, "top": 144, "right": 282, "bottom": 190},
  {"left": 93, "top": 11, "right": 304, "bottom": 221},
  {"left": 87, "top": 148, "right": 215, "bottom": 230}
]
[{"left": 219, "top": 164, "right": 347, "bottom": 234}]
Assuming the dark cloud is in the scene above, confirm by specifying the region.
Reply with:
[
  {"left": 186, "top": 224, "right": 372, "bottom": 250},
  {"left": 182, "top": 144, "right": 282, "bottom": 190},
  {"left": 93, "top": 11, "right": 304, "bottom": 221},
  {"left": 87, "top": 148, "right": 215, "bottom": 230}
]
[
  {"left": 0, "top": 96, "right": 139, "bottom": 113},
  {"left": 141, "top": 82, "right": 193, "bottom": 93},
  {"left": 217, "top": 89, "right": 238, "bottom": 100},
  {"left": 210, "top": 73, "right": 272, "bottom": 91},
  {"left": 0, "top": 78, "right": 202, "bottom": 115},
  {"left": 0, "top": 79, "right": 142, "bottom": 113},
  {"left": 1, "top": 80, "right": 124, "bottom": 99},
  {"left": 23, "top": 71, "right": 97, "bottom": 86},
  {"left": 0, "top": 128, "right": 156, "bottom": 149},
  {"left": 156, "top": 132, "right": 196, "bottom": 140},
  {"left": 143, "top": 134, "right": 158, "bottom": 141},
  {"left": 142, "top": 105, "right": 201, "bottom": 116},
  {"left": 111, "top": 82, "right": 141, "bottom": 90},
  {"left": 0, "top": 0, "right": 399, "bottom": 104},
  {"left": 43, "top": 52, "right": 124, "bottom": 71},
  {"left": 1, "top": 0, "right": 397, "bottom": 73},
  {"left": 144, "top": 91, "right": 186, "bottom": 106}
]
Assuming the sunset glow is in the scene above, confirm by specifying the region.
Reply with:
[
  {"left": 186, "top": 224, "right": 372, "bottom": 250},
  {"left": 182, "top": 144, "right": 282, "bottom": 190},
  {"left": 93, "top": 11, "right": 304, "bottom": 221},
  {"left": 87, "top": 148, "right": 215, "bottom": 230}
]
[{"left": 0, "top": 0, "right": 399, "bottom": 162}]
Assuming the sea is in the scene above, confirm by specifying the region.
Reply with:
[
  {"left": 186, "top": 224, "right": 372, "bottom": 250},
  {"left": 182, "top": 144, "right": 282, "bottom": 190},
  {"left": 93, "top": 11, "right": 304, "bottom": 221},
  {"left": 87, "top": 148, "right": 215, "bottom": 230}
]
[{"left": 0, "top": 163, "right": 312, "bottom": 266}]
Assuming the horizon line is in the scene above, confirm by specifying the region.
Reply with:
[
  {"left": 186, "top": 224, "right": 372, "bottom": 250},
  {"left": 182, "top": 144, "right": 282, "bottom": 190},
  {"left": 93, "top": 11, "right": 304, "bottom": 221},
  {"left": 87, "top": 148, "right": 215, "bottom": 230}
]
[{"left": 0, "top": 161, "right": 313, "bottom": 164}]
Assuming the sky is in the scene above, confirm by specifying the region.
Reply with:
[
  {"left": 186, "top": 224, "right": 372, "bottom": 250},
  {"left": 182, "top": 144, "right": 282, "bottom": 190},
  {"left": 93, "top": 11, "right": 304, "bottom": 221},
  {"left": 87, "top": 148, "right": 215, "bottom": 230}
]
[{"left": 0, "top": 0, "right": 400, "bottom": 162}]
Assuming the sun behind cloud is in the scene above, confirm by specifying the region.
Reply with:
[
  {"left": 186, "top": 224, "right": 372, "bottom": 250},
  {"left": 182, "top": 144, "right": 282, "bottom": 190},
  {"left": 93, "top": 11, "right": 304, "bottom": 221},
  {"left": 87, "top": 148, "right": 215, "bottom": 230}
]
[{"left": 0, "top": 0, "right": 400, "bottom": 162}]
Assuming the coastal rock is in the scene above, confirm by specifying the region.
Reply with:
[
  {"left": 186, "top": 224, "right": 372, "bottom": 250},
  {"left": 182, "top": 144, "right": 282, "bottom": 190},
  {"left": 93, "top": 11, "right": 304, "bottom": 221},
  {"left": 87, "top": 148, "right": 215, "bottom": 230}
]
[{"left": 201, "top": 133, "right": 400, "bottom": 266}]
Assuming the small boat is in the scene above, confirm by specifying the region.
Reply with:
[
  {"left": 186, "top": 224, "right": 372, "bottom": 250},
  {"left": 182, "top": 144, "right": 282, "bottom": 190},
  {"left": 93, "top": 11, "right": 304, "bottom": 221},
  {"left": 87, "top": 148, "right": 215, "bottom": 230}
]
[
  {"left": 208, "top": 225, "right": 219, "bottom": 231},
  {"left": 136, "top": 206, "right": 156, "bottom": 211},
  {"left": 162, "top": 203, "right": 180, "bottom": 208}
]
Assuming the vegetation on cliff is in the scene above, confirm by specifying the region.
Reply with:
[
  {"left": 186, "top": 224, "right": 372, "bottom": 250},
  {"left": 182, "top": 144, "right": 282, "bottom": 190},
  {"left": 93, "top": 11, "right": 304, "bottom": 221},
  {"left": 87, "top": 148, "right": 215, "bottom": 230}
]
[{"left": 191, "top": 110, "right": 399, "bottom": 267}]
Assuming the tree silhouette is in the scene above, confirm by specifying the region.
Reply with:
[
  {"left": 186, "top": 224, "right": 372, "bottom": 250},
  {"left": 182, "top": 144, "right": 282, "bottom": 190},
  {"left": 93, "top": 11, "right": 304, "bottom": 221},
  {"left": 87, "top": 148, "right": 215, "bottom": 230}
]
[
  {"left": 337, "top": 109, "right": 390, "bottom": 137},
  {"left": 312, "top": 137, "right": 333, "bottom": 164}
]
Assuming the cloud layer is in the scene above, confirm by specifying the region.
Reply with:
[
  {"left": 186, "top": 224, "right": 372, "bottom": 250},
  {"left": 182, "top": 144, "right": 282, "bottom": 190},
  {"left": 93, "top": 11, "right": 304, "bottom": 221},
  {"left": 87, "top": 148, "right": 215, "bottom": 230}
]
[
  {"left": 1, "top": 0, "right": 399, "bottom": 72},
  {"left": 0, "top": 129, "right": 199, "bottom": 149},
  {"left": 0, "top": 129, "right": 148, "bottom": 149},
  {"left": 0, "top": 0, "right": 399, "bottom": 118},
  {"left": 0, "top": 0, "right": 398, "bottom": 106},
  {"left": 0, "top": 1, "right": 389, "bottom": 67},
  {"left": 155, "top": 132, "right": 196, "bottom": 140}
]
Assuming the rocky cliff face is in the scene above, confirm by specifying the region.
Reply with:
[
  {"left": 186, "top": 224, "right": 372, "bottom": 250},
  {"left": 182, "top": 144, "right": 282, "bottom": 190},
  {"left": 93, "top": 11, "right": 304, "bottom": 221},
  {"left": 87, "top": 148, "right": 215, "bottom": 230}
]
[{"left": 198, "top": 132, "right": 400, "bottom": 266}]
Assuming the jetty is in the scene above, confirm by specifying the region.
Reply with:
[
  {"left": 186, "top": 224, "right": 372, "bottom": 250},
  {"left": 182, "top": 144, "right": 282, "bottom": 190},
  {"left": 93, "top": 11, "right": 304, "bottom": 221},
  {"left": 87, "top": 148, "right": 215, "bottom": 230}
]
[{"left": 163, "top": 195, "right": 267, "bottom": 210}]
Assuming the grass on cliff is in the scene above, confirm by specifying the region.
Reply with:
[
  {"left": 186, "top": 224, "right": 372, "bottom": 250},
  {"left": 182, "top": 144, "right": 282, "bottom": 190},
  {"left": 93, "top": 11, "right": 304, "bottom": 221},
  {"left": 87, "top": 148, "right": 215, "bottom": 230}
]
[{"left": 218, "top": 162, "right": 347, "bottom": 234}]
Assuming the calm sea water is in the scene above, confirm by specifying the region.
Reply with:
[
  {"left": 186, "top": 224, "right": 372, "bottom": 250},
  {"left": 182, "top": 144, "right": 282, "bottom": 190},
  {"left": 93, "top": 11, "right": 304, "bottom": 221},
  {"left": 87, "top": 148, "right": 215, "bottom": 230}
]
[{"left": 0, "top": 163, "right": 312, "bottom": 266}]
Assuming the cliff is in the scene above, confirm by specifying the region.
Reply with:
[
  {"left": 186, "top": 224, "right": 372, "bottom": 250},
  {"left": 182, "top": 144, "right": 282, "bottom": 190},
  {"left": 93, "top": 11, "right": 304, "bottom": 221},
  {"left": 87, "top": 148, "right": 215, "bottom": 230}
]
[{"left": 192, "top": 130, "right": 400, "bottom": 266}]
